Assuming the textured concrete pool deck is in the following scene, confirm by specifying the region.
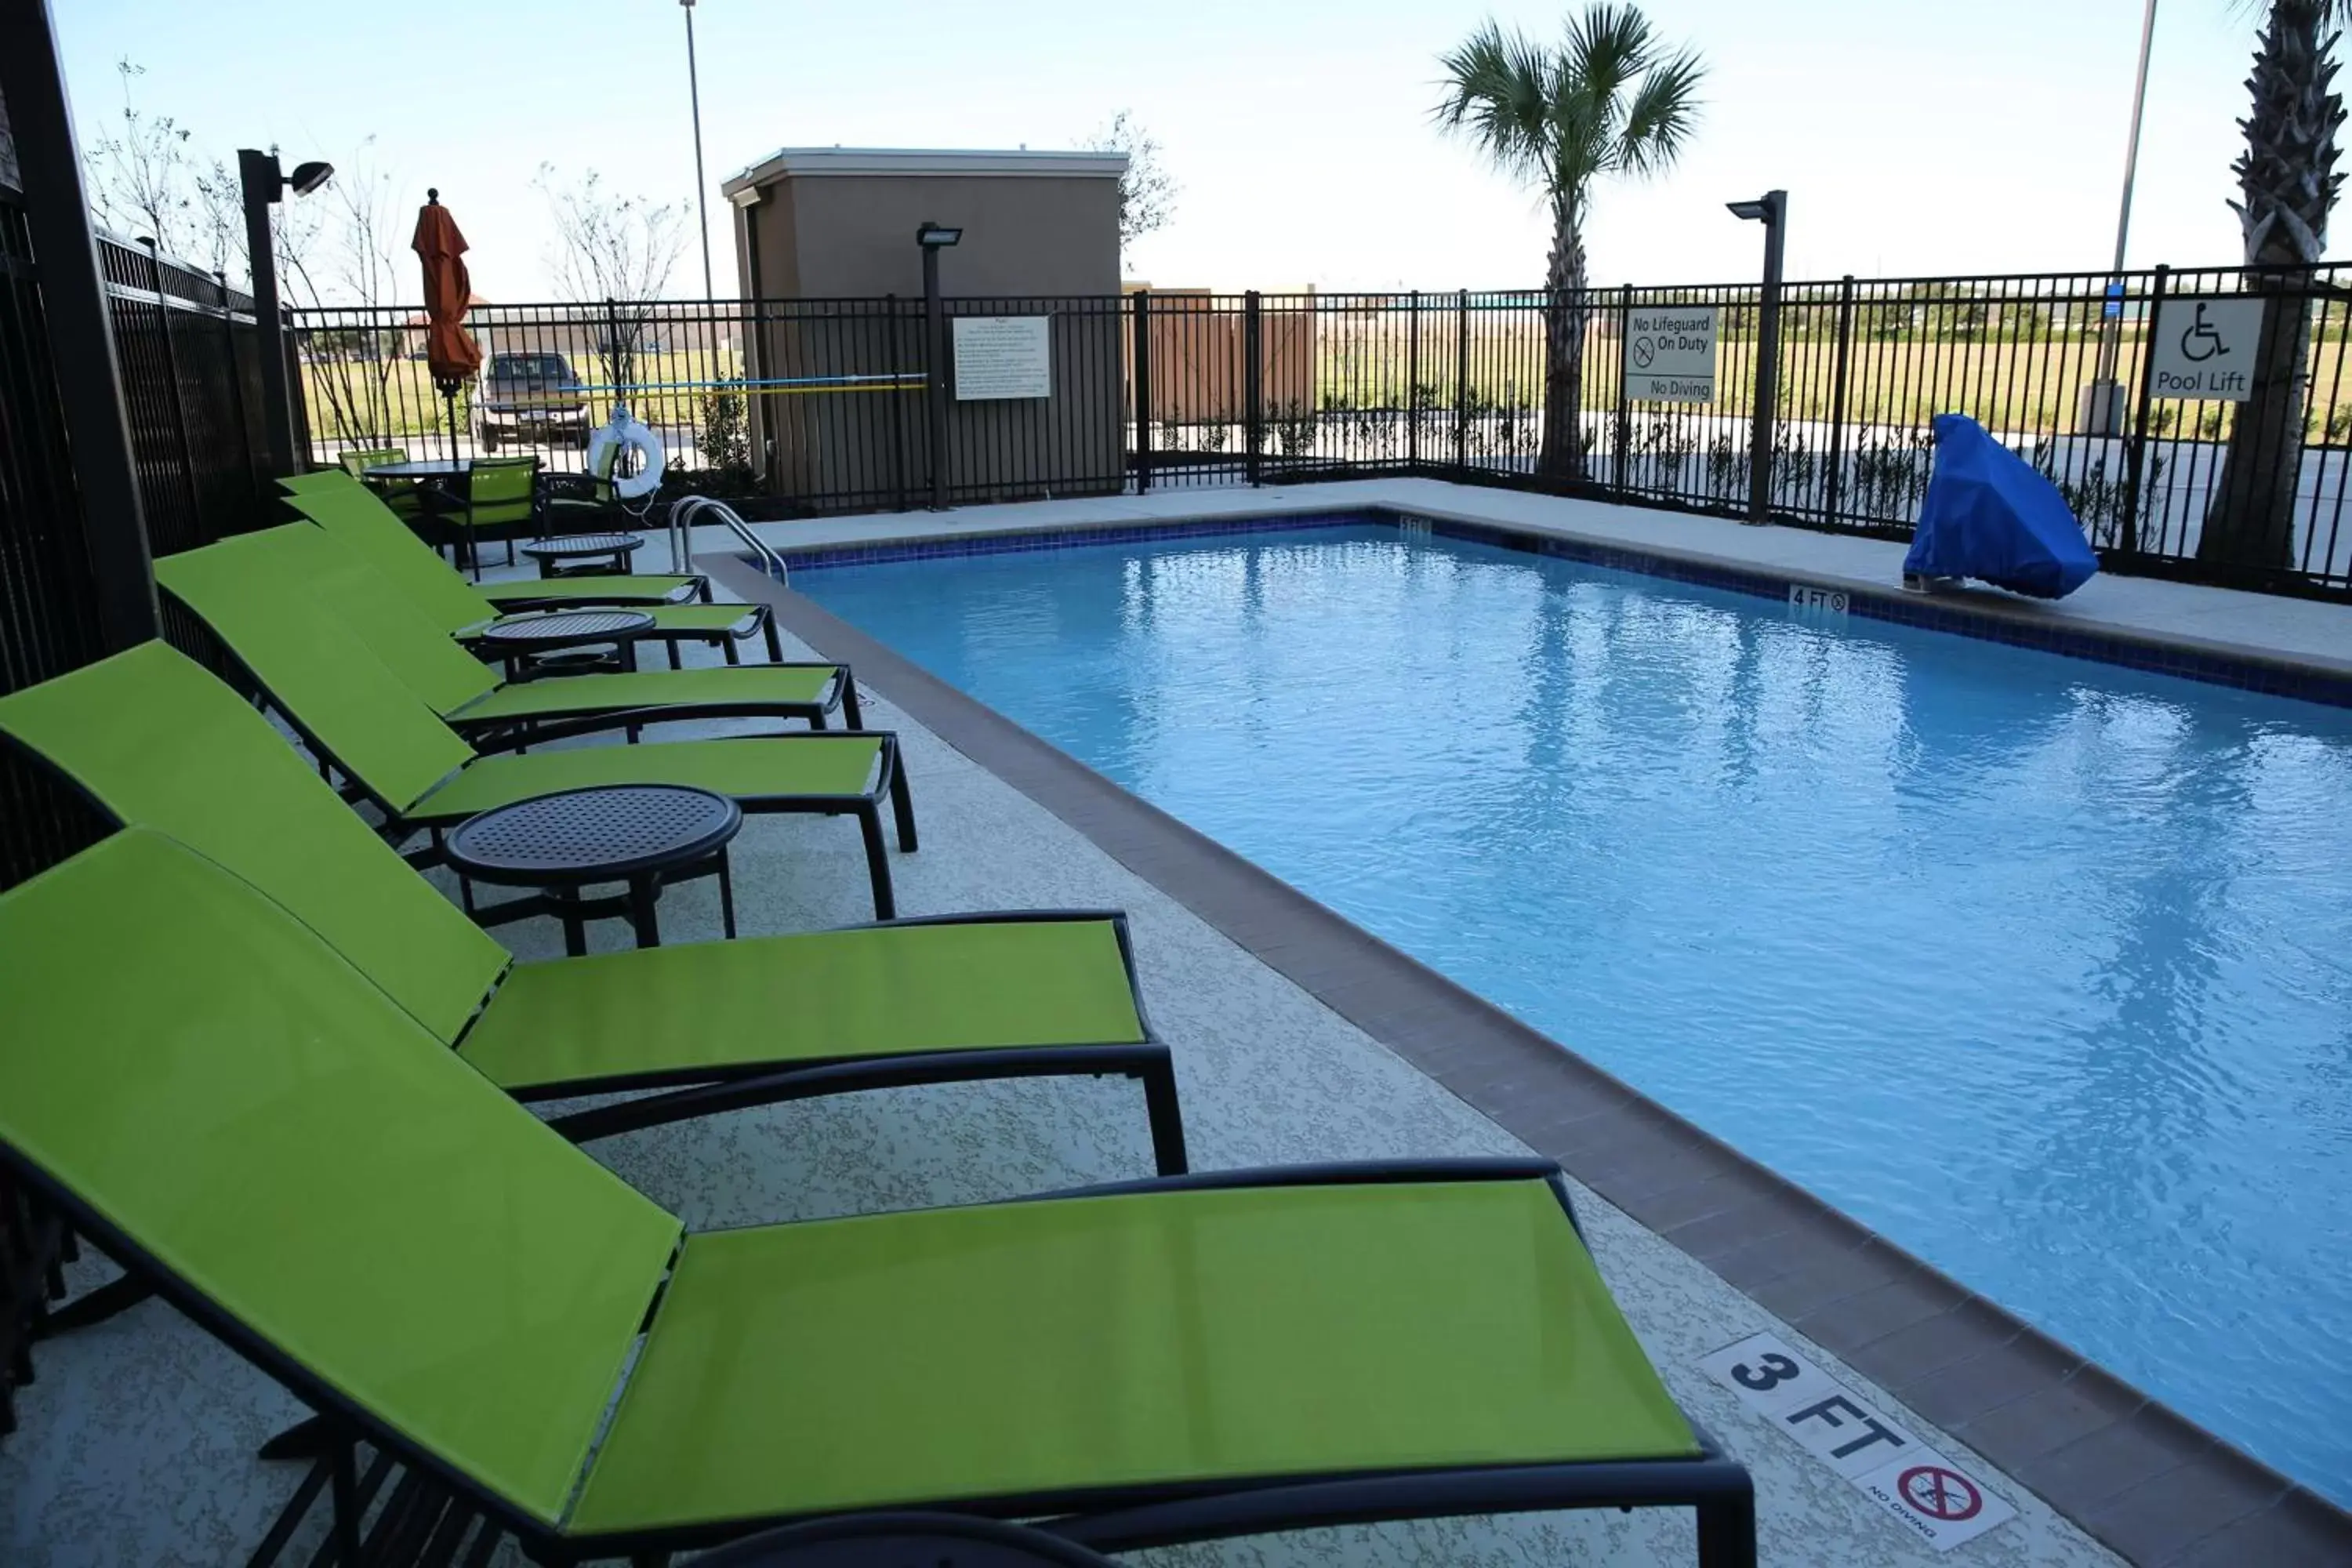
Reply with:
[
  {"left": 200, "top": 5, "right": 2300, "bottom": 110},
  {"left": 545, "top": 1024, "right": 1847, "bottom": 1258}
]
[{"left": 2, "top": 483, "right": 2340, "bottom": 1563}]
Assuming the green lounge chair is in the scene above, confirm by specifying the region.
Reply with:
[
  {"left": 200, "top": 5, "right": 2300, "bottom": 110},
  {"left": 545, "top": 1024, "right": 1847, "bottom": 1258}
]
[
  {"left": 153, "top": 541, "right": 918, "bottom": 919},
  {"left": 0, "top": 829, "right": 1753, "bottom": 1568},
  {"left": 191, "top": 523, "right": 855, "bottom": 740},
  {"left": 281, "top": 470, "right": 780, "bottom": 661},
  {"left": 0, "top": 641, "right": 1181, "bottom": 1163}
]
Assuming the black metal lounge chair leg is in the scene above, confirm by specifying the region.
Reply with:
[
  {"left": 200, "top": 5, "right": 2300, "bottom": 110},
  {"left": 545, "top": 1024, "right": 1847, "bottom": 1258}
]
[
  {"left": 666, "top": 641, "right": 682, "bottom": 671},
  {"left": 1697, "top": 1479, "right": 1759, "bottom": 1568},
  {"left": 245, "top": 1449, "right": 333, "bottom": 1566},
  {"left": 260, "top": 1411, "right": 329, "bottom": 1461},
  {"left": 840, "top": 679, "right": 866, "bottom": 731},
  {"left": 717, "top": 850, "right": 738, "bottom": 939},
  {"left": 720, "top": 637, "right": 739, "bottom": 667},
  {"left": 761, "top": 617, "right": 782, "bottom": 662},
  {"left": 38, "top": 1272, "right": 154, "bottom": 1336},
  {"left": 855, "top": 806, "right": 896, "bottom": 921},
  {"left": 1141, "top": 1056, "right": 1189, "bottom": 1176},
  {"left": 888, "top": 756, "right": 918, "bottom": 851},
  {"left": 330, "top": 1436, "right": 361, "bottom": 1568}
]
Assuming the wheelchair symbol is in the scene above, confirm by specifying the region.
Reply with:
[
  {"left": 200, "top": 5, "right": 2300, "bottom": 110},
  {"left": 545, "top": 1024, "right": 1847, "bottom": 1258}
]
[{"left": 2180, "top": 302, "right": 2230, "bottom": 364}]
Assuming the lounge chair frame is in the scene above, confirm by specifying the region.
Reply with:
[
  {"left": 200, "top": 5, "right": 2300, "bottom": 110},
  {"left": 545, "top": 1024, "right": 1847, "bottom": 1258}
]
[{"left": 8, "top": 1156, "right": 1752, "bottom": 1568}]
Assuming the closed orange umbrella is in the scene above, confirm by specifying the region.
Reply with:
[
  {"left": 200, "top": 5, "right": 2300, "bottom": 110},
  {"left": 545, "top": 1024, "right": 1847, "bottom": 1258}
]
[{"left": 413, "top": 189, "right": 481, "bottom": 388}]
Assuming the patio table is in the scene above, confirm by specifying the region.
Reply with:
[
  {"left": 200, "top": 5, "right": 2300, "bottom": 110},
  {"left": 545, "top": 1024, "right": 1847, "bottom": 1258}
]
[{"left": 443, "top": 784, "right": 742, "bottom": 956}]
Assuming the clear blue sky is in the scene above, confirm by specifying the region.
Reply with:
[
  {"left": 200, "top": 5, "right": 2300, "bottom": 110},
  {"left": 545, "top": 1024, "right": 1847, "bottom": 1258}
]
[{"left": 55, "top": 0, "right": 2288, "bottom": 300}]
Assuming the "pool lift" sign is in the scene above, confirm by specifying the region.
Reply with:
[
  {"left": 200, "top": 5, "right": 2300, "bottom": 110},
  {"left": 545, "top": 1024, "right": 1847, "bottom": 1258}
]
[{"left": 2148, "top": 296, "right": 2265, "bottom": 402}]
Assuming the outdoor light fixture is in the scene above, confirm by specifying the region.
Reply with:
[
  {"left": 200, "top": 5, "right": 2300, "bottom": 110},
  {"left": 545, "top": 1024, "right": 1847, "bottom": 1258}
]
[
  {"left": 916, "top": 222, "right": 964, "bottom": 249},
  {"left": 238, "top": 148, "right": 335, "bottom": 477},
  {"left": 1727, "top": 191, "right": 1788, "bottom": 524}
]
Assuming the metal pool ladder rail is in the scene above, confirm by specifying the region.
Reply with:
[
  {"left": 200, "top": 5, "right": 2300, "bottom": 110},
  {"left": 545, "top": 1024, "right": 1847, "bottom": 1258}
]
[{"left": 668, "top": 495, "right": 789, "bottom": 586}]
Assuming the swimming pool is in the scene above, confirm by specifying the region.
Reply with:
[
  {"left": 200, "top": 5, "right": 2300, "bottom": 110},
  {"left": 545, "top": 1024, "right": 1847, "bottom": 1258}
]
[{"left": 799, "top": 517, "right": 2352, "bottom": 1502}]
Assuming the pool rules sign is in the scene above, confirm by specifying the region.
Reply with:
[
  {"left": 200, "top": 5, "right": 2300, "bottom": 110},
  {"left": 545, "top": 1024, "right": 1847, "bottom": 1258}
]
[{"left": 1624, "top": 305, "right": 1718, "bottom": 403}]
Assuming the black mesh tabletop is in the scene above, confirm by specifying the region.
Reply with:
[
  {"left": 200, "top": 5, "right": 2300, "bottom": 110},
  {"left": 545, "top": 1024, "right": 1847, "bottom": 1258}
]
[
  {"left": 476, "top": 608, "right": 655, "bottom": 648},
  {"left": 445, "top": 786, "right": 742, "bottom": 885},
  {"left": 520, "top": 532, "right": 644, "bottom": 558}
]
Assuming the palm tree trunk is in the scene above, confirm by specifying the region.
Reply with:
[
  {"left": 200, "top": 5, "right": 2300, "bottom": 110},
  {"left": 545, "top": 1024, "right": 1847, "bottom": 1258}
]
[
  {"left": 2198, "top": 0, "right": 2343, "bottom": 573},
  {"left": 1539, "top": 218, "right": 1590, "bottom": 481}
]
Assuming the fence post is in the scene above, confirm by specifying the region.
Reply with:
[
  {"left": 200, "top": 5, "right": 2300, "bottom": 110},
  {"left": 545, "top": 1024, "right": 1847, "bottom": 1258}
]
[
  {"left": 1454, "top": 289, "right": 1471, "bottom": 470},
  {"left": 1, "top": 0, "right": 158, "bottom": 646},
  {"left": 886, "top": 296, "right": 909, "bottom": 512},
  {"left": 920, "top": 256, "right": 948, "bottom": 511},
  {"left": 1406, "top": 289, "right": 1421, "bottom": 468},
  {"left": 142, "top": 240, "right": 205, "bottom": 541},
  {"left": 1133, "top": 291, "right": 1153, "bottom": 494},
  {"left": 1746, "top": 195, "right": 1788, "bottom": 523},
  {"left": 1825, "top": 274, "right": 1856, "bottom": 525},
  {"left": 1613, "top": 285, "right": 1633, "bottom": 493},
  {"left": 2119, "top": 263, "right": 2168, "bottom": 556},
  {"left": 1243, "top": 289, "right": 1264, "bottom": 485}
]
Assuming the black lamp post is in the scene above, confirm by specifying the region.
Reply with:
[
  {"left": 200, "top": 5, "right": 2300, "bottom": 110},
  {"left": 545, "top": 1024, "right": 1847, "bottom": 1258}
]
[
  {"left": 1727, "top": 191, "right": 1787, "bottom": 524},
  {"left": 239, "top": 148, "right": 333, "bottom": 476},
  {"left": 916, "top": 220, "right": 962, "bottom": 510},
  {"left": 681, "top": 0, "right": 714, "bottom": 298}
]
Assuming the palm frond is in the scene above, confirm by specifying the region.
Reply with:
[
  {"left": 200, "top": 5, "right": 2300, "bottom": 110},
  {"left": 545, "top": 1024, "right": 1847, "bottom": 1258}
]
[
  {"left": 1615, "top": 47, "right": 1708, "bottom": 180},
  {"left": 1563, "top": 2, "right": 1657, "bottom": 107},
  {"left": 1432, "top": 20, "right": 1556, "bottom": 188}
]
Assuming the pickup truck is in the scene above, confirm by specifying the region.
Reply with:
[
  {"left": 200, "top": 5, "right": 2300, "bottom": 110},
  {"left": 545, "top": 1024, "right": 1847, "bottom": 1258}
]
[{"left": 475, "top": 352, "right": 590, "bottom": 451}]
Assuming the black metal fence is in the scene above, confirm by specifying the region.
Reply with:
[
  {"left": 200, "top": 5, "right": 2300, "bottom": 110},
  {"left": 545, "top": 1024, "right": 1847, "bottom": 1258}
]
[{"left": 292, "top": 264, "right": 2352, "bottom": 597}]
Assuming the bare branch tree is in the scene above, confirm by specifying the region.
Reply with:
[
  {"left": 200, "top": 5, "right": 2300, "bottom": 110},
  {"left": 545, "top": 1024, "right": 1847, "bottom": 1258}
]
[
  {"left": 84, "top": 59, "right": 198, "bottom": 256},
  {"left": 274, "top": 145, "right": 411, "bottom": 449},
  {"left": 535, "top": 165, "right": 684, "bottom": 397},
  {"left": 1084, "top": 111, "right": 1178, "bottom": 266}
]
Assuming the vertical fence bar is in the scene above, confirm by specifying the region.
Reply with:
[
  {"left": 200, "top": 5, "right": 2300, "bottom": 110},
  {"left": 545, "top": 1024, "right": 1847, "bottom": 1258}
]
[
  {"left": 1825, "top": 274, "right": 1855, "bottom": 526},
  {"left": 1132, "top": 290, "right": 1152, "bottom": 494},
  {"left": 1243, "top": 289, "right": 1263, "bottom": 485},
  {"left": 1406, "top": 289, "right": 1421, "bottom": 469},
  {"left": 1454, "top": 288, "right": 1471, "bottom": 471},
  {"left": 1613, "top": 285, "right": 1633, "bottom": 495},
  {"left": 886, "top": 295, "right": 908, "bottom": 511},
  {"left": 140, "top": 239, "right": 206, "bottom": 542},
  {"left": 2121, "top": 264, "right": 2168, "bottom": 557}
]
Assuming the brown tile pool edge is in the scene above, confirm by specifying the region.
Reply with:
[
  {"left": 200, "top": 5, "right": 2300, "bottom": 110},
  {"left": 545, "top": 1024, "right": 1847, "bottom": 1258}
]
[{"left": 708, "top": 552, "right": 2352, "bottom": 1568}]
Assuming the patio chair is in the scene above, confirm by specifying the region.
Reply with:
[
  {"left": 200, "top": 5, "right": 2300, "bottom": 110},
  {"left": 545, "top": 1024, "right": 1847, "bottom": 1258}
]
[
  {"left": 0, "top": 644, "right": 1181, "bottom": 1172},
  {"left": 338, "top": 446, "right": 425, "bottom": 526},
  {"left": 152, "top": 542, "right": 918, "bottom": 920},
  {"left": 537, "top": 433, "right": 626, "bottom": 534},
  {"left": 187, "top": 524, "right": 851, "bottom": 741},
  {"left": 449, "top": 453, "right": 540, "bottom": 577},
  {"left": 281, "top": 471, "right": 778, "bottom": 659},
  {"left": 0, "top": 828, "right": 1754, "bottom": 1568}
]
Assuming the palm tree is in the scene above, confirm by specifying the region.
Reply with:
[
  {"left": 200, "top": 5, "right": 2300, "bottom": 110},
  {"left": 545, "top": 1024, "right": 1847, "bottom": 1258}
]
[
  {"left": 1435, "top": 6, "right": 1705, "bottom": 481},
  {"left": 2201, "top": 1, "right": 2346, "bottom": 571}
]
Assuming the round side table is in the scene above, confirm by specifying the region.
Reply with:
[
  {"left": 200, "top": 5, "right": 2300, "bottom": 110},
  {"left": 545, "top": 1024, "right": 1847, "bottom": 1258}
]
[
  {"left": 442, "top": 786, "right": 742, "bottom": 955},
  {"left": 520, "top": 532, "right": 645, "bottom": 579},
  {"left": 475, "top": 607, "right": 655, "bottom": 680}
]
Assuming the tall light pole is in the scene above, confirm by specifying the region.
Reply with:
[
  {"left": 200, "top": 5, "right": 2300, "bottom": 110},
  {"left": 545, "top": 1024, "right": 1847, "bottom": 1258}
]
[
  {"left": 2085, "top": 0, "right": 2160, "bottom": 434},
  {"left": 681, "top": 0, "right": 714, "bottom": 298}
]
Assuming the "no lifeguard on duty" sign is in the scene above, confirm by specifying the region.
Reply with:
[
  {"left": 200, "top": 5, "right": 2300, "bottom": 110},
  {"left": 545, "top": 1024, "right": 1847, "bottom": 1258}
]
[{"left": 1624, "top": 306, "right": 1718, "bottom": 404}]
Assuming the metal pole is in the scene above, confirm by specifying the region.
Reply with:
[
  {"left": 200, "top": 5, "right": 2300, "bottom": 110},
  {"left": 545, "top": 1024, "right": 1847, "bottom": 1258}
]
[
  {"left": 0, "top": 0, "right": 158, "bottom": 646},
  {"left": 2119, "top": 263, "right": 2169, "bottom": 557},
  {"left": 1748, "top": 190, "right": 1788, "bottom": 524},
  {"left": 1825, "top": 274, "right": 1856, "bottom": 525},
  {"left": 681, "top": 0, "right": 715, "bottom": 299},
  {"left": 1406, "top": 289, "right": 1421, "bottom": 468},
  {"left": 924, "top": 243, "right": 947, "bottom": 510},
  {"left": 1133, "top": 290, "right": 1153, "bottom": 493},
  {"left": 215, "top": 268, "right": 263, "bottom": 520},
  {"left": 1613, "top": 283, "right": 1633, "bottom": 492},
  {"left": 238, "top": 148, "right": 301, "bottom": 477},
  {"left": 1454, "top": 289, "right": 1472, "bottom": 470},
  {"left": 1243, "top": 289, "right": 1264, "bottom": 485},
  {"left": 2088, "top": 0, "right": 2160, "bottom": 431}
]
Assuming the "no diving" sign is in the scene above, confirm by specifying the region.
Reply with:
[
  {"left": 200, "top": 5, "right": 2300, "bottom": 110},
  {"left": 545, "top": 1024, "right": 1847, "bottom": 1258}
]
[
  {"left": 1624, "top": 306, "right": 1718, "bottom": 403},
  {"left": 1700, "top": 1331, "right": 2016, "bottom": 1551},
  {"left": 2149, "top": 296, "right": 2265, "bottom": 402}
]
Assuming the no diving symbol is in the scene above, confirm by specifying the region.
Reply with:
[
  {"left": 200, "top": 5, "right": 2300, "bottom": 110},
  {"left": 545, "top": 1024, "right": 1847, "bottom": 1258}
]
[{"left": 1898, "top": 1465, "right": 1983, "bottom": 1523}]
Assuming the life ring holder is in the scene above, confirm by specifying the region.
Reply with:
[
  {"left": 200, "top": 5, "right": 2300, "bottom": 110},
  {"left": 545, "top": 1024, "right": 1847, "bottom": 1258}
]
[{"left": 586, "top": 404, "right": 666, "bottom": 517}]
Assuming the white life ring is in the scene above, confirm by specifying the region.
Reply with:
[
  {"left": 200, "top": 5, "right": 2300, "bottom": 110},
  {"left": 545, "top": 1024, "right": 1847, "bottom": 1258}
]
[{"left": 586, "top": 403, "right": 666, "bottom": 500}]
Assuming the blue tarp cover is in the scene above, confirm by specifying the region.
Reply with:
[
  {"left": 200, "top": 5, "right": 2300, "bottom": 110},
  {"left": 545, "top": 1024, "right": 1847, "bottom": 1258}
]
[{"left": 1904, "top": 413, "right": 2099, "bottom": 599}]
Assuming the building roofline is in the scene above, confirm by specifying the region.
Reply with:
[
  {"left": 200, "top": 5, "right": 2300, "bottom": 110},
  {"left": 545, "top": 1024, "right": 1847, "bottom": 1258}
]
[{"left": 720, "top": 147, "right": 1127, "bottom": 197}]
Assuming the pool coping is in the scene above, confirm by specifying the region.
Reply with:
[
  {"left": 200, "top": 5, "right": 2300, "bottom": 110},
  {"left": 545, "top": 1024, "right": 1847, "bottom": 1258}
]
[{"left": 707, "top": 546, "right": 2352, "bottom": 1568}]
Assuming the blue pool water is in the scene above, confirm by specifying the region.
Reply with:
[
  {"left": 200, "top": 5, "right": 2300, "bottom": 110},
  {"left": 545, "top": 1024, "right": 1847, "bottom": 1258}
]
[{"left": 802, "top": 521, "right": 2352, "bottom": 1500}]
